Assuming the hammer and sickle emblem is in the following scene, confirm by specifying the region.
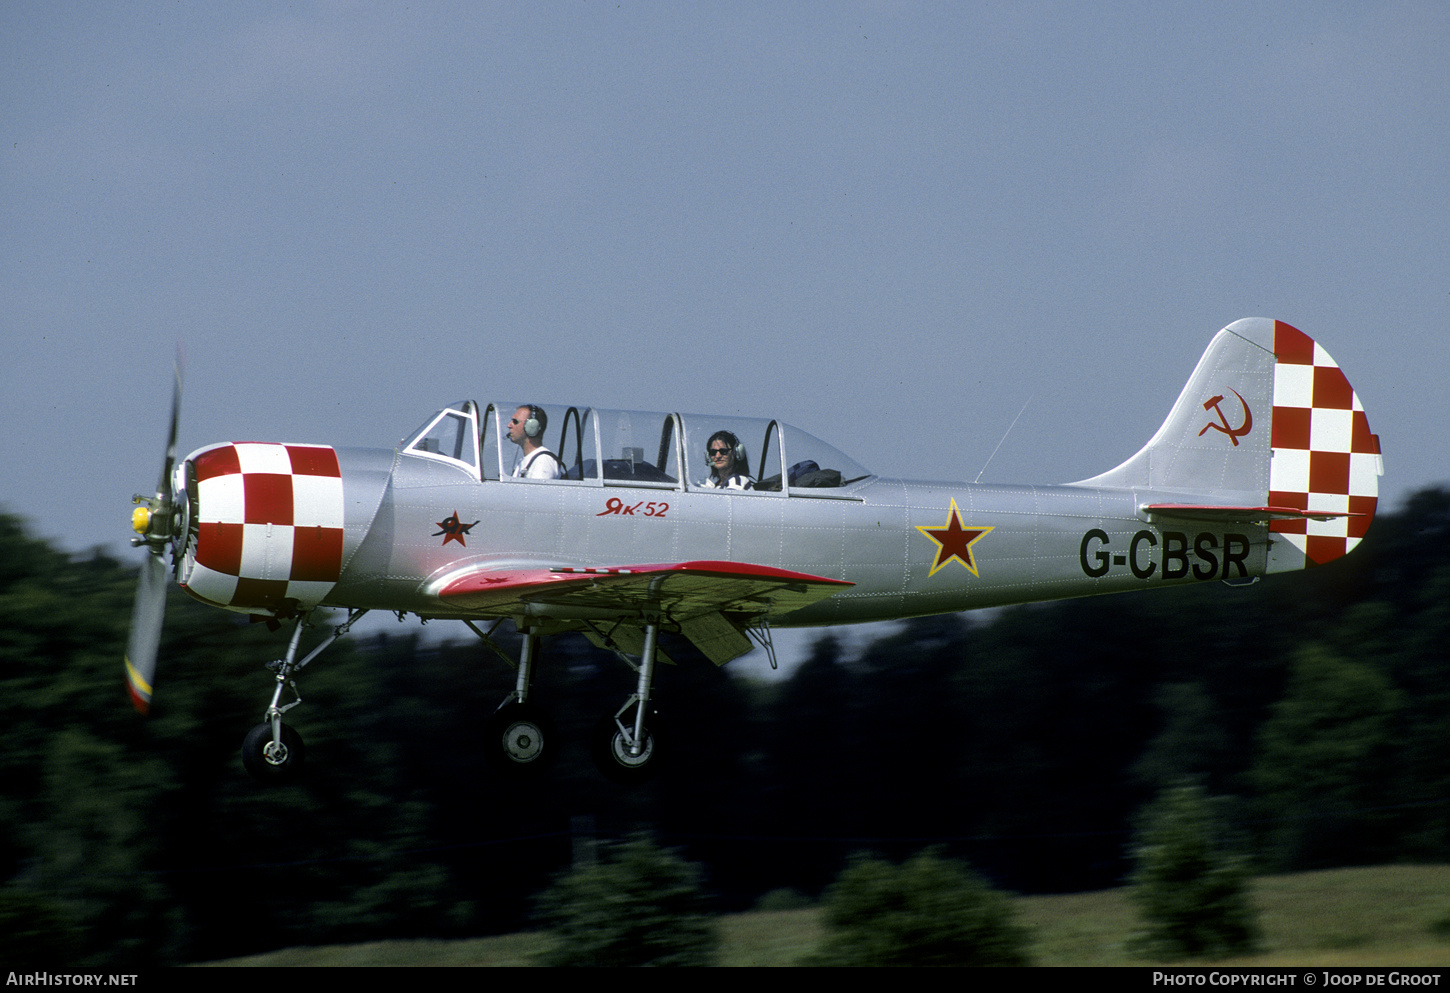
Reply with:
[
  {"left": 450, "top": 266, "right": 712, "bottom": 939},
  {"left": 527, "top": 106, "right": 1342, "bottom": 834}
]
[{"left": 1198, "top": 389, "right": 1253, "bottom": 446}]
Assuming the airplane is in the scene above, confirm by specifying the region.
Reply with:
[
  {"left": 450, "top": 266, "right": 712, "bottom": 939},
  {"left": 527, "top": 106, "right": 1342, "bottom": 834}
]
[{"left": 125, "top": 318, "right": 1382, "bottom": 784}]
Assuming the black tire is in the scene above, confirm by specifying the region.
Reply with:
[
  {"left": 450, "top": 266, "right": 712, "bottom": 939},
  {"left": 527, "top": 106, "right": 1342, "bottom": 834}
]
[
  {"left": 485, "top": 702, "right": 555, "bottom": 775},
  {"left": 590, "top": 711, "right": 663, "bottom": 785},
  {"left": 241, "top": 722, "right": 306, "bottom": 784}
]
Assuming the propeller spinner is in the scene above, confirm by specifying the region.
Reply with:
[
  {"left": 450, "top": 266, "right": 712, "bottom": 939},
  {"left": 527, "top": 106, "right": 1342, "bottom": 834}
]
[{"left": 125, "top": 358, "right": 184, "bottom": 714}]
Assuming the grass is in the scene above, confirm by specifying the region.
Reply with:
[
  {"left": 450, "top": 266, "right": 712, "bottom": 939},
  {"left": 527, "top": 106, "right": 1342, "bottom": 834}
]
[
  {"left": 195, "top": 864, "right": 1450, "bottom": 967},
  {"left": 1024, "top": 865, "right": 1450, "bottom": 967}
]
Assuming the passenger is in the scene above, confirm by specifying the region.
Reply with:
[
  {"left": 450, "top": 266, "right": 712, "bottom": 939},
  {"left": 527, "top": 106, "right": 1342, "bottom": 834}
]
[
  {"left": 507, "top": 404, "right": 562, "bottom": 479},
  {"left": 700, "top": 430, "right": 754, "bottom": 490}
]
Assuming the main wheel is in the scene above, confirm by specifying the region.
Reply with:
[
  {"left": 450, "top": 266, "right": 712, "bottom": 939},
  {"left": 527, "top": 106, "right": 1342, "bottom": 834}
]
[
  {"left": 241, "top": 722, "right": 306, "bottom": 784},
  {"left": 590, "top": 711, "right": 664, "bottom": 785},
  {"left": 485, "top": 702, "right": 555, "bottom": 775}
]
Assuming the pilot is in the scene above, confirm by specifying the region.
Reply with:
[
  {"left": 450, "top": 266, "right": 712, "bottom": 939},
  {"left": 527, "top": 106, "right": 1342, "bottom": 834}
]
[
  {"left": 700, "top": 430, "right": 754, "bottom": 490},
  {"left": 507, "top": 404, "right": 562, "bottom": 480}
]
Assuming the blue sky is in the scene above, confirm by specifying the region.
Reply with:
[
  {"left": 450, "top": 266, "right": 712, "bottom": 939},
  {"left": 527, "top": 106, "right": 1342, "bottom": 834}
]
[{"left": 3, "top": 3, "right": 1445, "bottom": 665}]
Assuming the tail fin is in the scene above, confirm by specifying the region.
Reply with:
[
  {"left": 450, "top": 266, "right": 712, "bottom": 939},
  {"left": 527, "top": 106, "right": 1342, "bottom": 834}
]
[{"left": 1075, "top": 318, "right": 1383, "bottom": 571}]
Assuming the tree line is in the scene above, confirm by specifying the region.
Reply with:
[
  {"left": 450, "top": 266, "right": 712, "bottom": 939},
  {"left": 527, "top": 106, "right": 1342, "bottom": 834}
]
[{"left": 1, "top": 487, "right": 1447, "bottom": 966}]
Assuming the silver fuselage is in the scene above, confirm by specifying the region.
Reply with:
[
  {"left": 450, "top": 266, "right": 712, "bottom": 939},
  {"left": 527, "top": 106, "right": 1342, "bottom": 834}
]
[{"left": 322, "top": 444, "right": 1264, "bottom": 627}]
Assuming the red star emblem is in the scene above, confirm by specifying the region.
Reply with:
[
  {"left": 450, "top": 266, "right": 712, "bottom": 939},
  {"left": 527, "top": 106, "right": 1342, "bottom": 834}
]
[
  {"left": 433, "top": 511, "right": 479, "bottom": 547},
  {"left": 916, "top": 500, "right": 993, "bottom": 577}
]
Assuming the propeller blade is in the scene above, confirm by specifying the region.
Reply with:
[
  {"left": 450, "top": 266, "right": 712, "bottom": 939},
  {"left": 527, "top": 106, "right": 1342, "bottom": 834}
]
[
  {"left": 156, "top": 352, "right": 184, "bottom": 502},
  {"left": 125, "top": 551, "right": 167, "bottom": 714},
  {"left": 127, "top": 349, "right": 184, "bottom": 715}
]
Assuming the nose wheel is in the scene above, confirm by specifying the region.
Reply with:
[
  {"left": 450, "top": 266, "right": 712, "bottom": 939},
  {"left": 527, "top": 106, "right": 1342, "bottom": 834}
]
[{"left": 241, "top": 721, "right": 306, "bottom": 783}]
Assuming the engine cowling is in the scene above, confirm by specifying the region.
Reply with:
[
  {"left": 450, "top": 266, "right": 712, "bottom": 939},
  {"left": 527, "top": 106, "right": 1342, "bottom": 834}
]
[{"left": 177, "top": 442, "right": 346, "bottom": 614}]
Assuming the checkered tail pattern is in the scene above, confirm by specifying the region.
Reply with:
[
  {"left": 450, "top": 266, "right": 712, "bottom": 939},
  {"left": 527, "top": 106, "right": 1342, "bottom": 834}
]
[{"left": 1266, "top": 321, "right": 1382, "bottom": 572}]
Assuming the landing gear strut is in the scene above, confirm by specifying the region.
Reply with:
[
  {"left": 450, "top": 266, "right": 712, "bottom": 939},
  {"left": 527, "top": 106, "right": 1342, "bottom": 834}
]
[
  {"left": 470, "top": 614, "right": 670, "bottom": 784},
  {"left": 482, "top": 628, "right": 557, "bottom": 774},
  {"left": 240, "top": 608, "right": 366, "bottom": 785},
  {"left": 590, "top": 617, "right": 666, "bottom": 783}
]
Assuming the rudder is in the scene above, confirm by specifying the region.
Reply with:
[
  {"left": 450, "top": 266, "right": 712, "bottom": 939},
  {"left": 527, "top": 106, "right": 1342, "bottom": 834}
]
[{"left": 1259, "top": 320, "right": 1382, "bottom": 571}]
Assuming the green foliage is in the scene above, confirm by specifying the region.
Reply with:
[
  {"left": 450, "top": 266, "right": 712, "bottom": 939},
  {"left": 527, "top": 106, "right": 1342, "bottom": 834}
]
[
  {"left": 1133, "top": 682, "right": 1231, "bottom": 791},
  {"left": 533, "top": 834, "right": 718, "bottom": 967},
  {"left": 753, "top": 887, "right": 812, "bottom": 911},
  {"left": 1427, "top": 907, "right": 1450, "bottom": 941},
  {"left": 805, "top": 848, "right": 1031, "bottom": 966},
  {"left": 0, "top": 886, "right": 82, "bottom": 967},
  {"left": 1130, "top": 783, "right": 1260, "bottom": 959},
  {"left": 1252, "top": 646, "right": 1403, "bottom": 869}
]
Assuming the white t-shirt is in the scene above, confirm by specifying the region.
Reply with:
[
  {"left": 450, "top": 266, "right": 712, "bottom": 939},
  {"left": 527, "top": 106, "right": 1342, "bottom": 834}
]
[{"left": 514, "top": 447, "right": 562, "bottom": 480}]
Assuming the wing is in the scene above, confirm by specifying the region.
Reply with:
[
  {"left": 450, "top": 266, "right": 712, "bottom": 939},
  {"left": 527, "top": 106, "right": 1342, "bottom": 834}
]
[
  {"left": 435, "top": 560, "right": 853, "bottom": 664},
  {"left": 437, "top": 559, "right": 851, "bottom": 616}
]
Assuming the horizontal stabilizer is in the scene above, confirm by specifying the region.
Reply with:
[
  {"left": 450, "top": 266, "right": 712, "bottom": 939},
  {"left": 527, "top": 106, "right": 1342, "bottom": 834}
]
[{"left": 1144, "top": 503, "right": 1366, "bottom": 525}]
